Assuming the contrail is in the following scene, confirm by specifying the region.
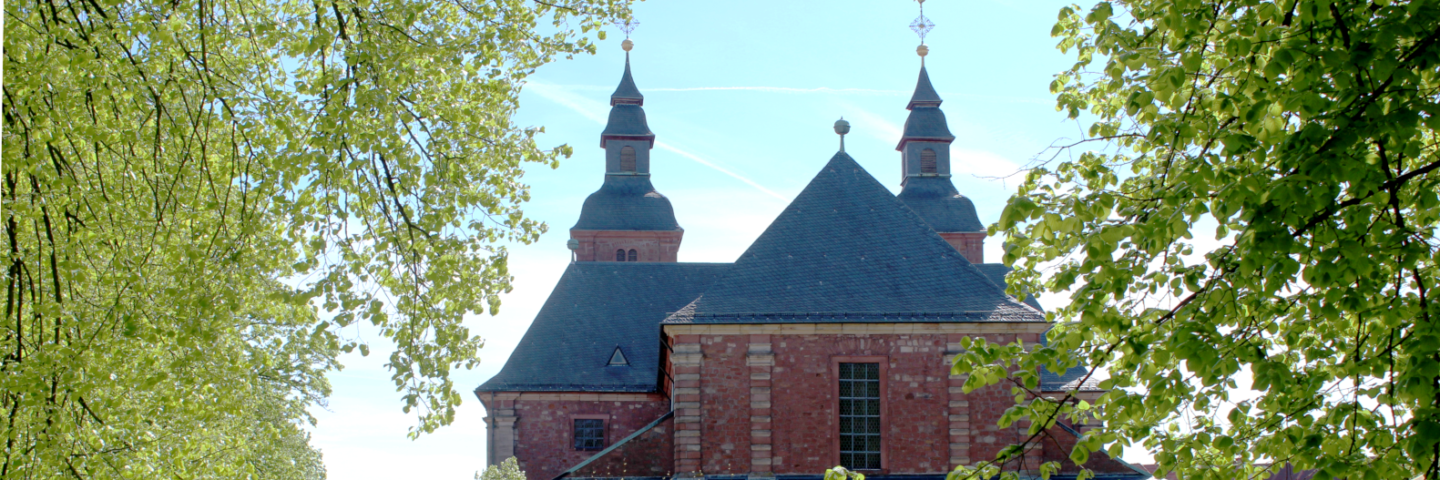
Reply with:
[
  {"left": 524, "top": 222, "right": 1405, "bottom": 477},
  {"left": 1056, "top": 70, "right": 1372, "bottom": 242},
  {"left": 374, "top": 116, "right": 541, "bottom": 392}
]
[
  {"left": 652, "top": 141, "right": 787, "bottom": 201},
  {"left": 525, "top": 82, "right": 789, "bottom": 203}
]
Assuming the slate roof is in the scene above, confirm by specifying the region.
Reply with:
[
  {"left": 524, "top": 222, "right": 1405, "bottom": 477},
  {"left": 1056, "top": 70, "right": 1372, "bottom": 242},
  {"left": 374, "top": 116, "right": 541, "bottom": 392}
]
[
  {"left": 663, "top": 152, "right": 1044, "bottom": 324},
  {"left": 972, "top": 263, "right": 1043, "bottom": 311},
  {"left": 897, "top": 67, "right": 955, "bottom": 148},
  {"left": 897, "top": 177, "right": 985, "bottom": 233},
  {"left": 610, "top": 56, "right": 644, "bottom": 106},
  {"left": 907, "top": 66, "right": 943, "bottom": 109},
  {"left": 476, "top": 262, "right": 728, "bottom": 393},
  {"left": 572, "top": 175, "right": 683, "bottom": 231},
  {"left": 599, "top": 105, "right": 654, "bottom": 143}
]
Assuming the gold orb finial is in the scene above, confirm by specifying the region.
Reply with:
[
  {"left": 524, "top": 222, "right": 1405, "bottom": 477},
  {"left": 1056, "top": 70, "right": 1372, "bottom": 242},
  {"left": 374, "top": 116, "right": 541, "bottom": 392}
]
[
  {"left": 622, "top": 39, "right": 633, "bottom": 52},
  {"left": 917, "top": 44, "right": 929, "bottom": 57}
]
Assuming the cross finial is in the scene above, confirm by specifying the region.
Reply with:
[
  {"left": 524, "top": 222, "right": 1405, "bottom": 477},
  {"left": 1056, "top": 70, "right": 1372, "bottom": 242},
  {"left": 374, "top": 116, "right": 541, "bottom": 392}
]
[
  {"left": 616, "top": 19, "right": 639, "bottom": 52},
  {"left": 615, "top": 19, "right": 639, "bottom": 39},
  {"left": 910, "top": 0, "right": 935, "bottom": 64}
]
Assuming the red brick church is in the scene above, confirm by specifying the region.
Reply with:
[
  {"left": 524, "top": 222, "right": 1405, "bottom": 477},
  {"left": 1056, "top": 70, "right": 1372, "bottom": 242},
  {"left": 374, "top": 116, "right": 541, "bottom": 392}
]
[{"left": 475, "top": 44, "right": 1150, "bottom": 480}]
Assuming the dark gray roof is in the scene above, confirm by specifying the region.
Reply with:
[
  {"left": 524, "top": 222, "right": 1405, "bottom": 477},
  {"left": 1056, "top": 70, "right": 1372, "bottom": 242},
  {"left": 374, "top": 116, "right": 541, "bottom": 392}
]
[
  {"left": 610, "top": 56, "right": 644, "bottom": 106},
  {"left": 897, "top": 177, "right": 984, "bottom": 233},
  {"left": 572, "top": 175, "right": 683, "bottom": 231},
  {"left": 476, "top": 262, "right": 729, "bottom": 393},
  {"left": 899, "top": 108, "right": 955, "bottom": 142},
  {"left": 897, "top": 67, "right": 955, "bottom": 149},
  {"left": 972, "top": 263, "right": 1043, "bottom": 311},
  {"left": 907, "top": 66, "right": 943, "bottom": 109},
  {"left": 599, "top": 105, "right": 654, "bottom": 144},
  {"left": 663, "top": 152, "right": 1044, "bottom": 324}
]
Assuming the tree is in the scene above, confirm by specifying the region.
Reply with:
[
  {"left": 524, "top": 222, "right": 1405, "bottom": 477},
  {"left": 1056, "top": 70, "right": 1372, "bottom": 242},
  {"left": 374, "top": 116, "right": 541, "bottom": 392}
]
[
  {"left": 954, "top": 1, "right": 1440, "bottom": 479},
  {"left": 2, "top": 0, "right": 627, "bottom": 476}
]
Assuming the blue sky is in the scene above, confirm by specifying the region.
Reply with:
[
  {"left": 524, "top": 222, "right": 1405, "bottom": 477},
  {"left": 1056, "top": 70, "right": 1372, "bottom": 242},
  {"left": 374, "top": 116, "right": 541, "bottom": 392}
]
[{"left": 307, "top": 0, "right": 1114, "bottom": 477}]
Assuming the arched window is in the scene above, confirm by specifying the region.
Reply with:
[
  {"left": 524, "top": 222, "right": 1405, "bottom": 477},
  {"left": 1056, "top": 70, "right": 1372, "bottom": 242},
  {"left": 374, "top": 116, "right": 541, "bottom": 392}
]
[
  {"left": 920, "top": 148, "right": 938, "bottom": 174},
  {"left": 615, "top": 249, "right": 626, "bottom": 262},
  {"left": 620, "top": 146, "right": 636, "bottom": 172},
  {"left": 627, "top": 249, "right": 638, "bottom": 262}
]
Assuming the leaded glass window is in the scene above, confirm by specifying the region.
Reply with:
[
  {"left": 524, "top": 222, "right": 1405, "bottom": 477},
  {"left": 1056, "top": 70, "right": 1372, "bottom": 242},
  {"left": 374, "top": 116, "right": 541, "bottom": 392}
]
[
  {"left": 615, "top": 249, "right": 626, "bottom": 262},
  {"left": 627, "top": 249, "right": 637, "bottom": 262},
  {"left": 839, "top": 362, "right": 881, "bottom": 469},
  {"left": 574, "top": 419, "right": 604, "bottom": 450}
]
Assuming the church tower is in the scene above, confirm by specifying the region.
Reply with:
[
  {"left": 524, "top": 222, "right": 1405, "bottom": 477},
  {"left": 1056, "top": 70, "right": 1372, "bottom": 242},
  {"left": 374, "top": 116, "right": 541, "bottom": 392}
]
[
  {"left": 569, "top": 41, "right": 685, "bottom": 262},
  {"left": 895, "top": 63, "right": 986, "bottom": 263}
]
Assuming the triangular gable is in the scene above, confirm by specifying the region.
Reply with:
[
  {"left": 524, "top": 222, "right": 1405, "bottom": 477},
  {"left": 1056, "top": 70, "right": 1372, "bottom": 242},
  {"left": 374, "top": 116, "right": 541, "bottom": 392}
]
[{"left": 665, "top": 152, "right": 1042, "bottom": 324}]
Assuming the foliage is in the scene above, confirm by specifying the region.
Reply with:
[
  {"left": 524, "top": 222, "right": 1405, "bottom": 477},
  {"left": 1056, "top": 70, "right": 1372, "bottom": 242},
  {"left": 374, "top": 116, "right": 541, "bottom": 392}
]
[
  {"left": 2, "top": 0, "right": 628, "bottom": 475},
  {"left": 823, "top": 465, "right": 867, "bottom": 480},
  {"left": 955, "top": 0, "right": 1440, "bottom": 479},
  {"left": 477, "top": 457, "right": 527, "bottom": 480}
]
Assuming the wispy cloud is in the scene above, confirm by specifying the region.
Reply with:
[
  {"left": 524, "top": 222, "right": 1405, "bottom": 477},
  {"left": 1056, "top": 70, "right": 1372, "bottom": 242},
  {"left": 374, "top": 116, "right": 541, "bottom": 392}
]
[{"left": 525, "top": 82, "right": 788, "bottom": 203}]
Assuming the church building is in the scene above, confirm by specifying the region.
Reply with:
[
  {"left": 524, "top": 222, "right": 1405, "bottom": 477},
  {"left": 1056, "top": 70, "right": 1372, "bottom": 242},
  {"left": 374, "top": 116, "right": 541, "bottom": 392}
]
[{"left": 475, "top": 33, "right": 1151, "bottom": 480}]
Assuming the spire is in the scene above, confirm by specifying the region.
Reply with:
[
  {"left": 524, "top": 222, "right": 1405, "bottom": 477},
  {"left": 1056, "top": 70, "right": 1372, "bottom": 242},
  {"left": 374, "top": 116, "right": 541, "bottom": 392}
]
[
  {"left": 907, "top": 66, "right": 943, "bottom": 109},
  {"left": 895, "top": 0, "right": 986, "bottom": 262},
  {"left": 571, "top": 22, "right": 685, "bottom": 263},
  {"left": 610, "top": 54, "right": 644, "bottom": 106},
  {"left": 895, "top": 66, "right": 955, "bottom": 150}
]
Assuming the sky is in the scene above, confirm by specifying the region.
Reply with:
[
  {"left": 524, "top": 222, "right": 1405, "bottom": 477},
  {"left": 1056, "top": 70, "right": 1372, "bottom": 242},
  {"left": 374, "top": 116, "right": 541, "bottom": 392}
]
[{"left": 306, "top": 0, "right": 1115, "bottom": 477}]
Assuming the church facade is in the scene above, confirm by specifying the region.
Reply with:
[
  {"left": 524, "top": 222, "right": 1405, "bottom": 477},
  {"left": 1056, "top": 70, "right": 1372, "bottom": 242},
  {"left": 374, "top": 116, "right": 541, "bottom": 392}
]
[{"left": 475, "top": 50, "right": 1149, "bottom": 480}]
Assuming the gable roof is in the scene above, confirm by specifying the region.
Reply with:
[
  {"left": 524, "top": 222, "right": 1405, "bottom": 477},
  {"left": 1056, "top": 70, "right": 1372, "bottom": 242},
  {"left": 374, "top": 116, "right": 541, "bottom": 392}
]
[
  {"left": 477, "top": 262, "right": 728, "bottom": 393},
  {"left": 664, "top": 152, "right": 1044, "bottom": 324}
]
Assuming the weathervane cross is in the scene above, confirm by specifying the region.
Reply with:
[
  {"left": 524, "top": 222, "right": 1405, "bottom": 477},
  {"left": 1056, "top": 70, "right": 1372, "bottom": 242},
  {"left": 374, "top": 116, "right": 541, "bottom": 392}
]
[
  {"left": 910, "top": 0, "right": 935, "bottom": 43},
  {"left": 615, "top": 19, "right": 640, "bottom": 39}
]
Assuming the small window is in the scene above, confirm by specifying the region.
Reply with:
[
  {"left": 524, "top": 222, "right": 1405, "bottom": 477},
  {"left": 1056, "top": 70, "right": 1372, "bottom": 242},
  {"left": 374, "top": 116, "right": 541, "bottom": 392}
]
[
  {"left": 627, "top": 249, "right": 637, "bottom": 262},
  {"left": 620, "top": 146, "right": 637, "bottom": 172},
  {"left": 839, "top": 363, "right": 881, "bottom": 469},
  {"left": 608, "top": 347, "right": 629, "bottom": 366},
  {"left": 574, "top": 419, "right": 604, "bottom": 450},
  {"left": 615, "top": 249, "right": 626, "bottom": 262},
  {"left": 920, "top": 149, "right": 937, "bottom": 174}
]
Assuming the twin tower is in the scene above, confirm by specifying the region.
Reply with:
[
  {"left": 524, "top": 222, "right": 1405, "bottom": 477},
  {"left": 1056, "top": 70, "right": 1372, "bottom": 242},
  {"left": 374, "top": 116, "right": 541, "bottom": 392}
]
[{"left": 567, "top": 55, "right": 987, "bottom": 264}]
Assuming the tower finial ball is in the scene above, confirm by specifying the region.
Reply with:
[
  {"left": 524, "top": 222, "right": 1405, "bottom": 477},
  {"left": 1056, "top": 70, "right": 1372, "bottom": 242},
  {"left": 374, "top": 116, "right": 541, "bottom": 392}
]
[
  {"left": 622, "top": 39, "right": 633, "bottom": 52},
  {"left": 917, "top": 44, "right": 929, "bottom": 57},
  {"left": 834, "top": 117, "right": 851, "bottom": 135}
]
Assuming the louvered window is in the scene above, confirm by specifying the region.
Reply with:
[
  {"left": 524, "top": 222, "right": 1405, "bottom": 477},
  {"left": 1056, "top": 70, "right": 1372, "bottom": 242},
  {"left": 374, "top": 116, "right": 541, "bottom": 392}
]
[
  {"left": 627, "top": 249, "right": 637, "bottom": 262},
  {"left": 620, "top": 146, "right": 637, "bottom": 172},
  {"left": 615, "top": 249, "right": 626, "bottom": 262},
  {"left": 573, "top": 419, "right": 604, "bottom": 450},
  {"left": 839, "top": 363, "right": 882, "bottom": 469},
  {"left": 920, "top": 149, "right": 938, "bottom": 174}
]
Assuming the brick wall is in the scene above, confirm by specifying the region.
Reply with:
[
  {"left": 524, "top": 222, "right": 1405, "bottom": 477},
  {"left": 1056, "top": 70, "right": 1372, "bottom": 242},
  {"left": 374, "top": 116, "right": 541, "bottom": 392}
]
[
  {"left": 569, "top": 230, "right": 683, "bottom": 262},
  {"left": 572, "top": 415, "right": 676, "bottom": 478},
  {"left": 509, "top": 396, "right": 670, "bottom": 480},
  {"left": 666, "top": 331, "right": 1041, "bottom": 476},
  {"left": 699, "top": 335, "right": 752, "bottom": 473}
]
